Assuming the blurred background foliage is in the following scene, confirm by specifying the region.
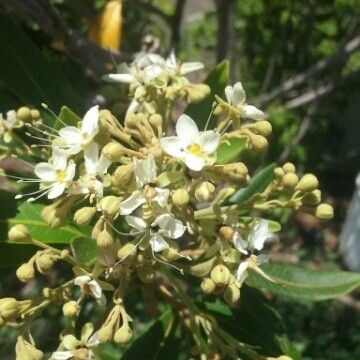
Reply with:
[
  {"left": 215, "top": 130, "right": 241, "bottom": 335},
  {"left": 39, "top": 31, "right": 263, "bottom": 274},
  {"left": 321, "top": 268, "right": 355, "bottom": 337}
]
[{"left": 0, "top": 0, "right": 359, "bottom": 359}]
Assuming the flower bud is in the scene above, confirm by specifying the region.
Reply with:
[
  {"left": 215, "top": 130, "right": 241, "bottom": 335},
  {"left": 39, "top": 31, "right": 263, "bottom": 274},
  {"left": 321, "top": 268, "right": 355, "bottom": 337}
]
[
  {"left": 99, "top": 196, "right": 121, "bottom": 217},
  {"left": 0, "top": 298, "right": 19, "bottom": 320},
  {"left": 185, "top": 83, "right": 210, "bottom": 103},
  {"left": 92, "top": 217, "right": 105, "bottom": 240},
  {"left": 114, "top": 325, "right": 133, "bottom": 345},
  {"left": 282, "top": 173, "right": 299, "bottom": 188},
  {"left": 74, "top": 207, "right": 96, "bottom": 226},
  {"left": 223, "top": 283, "right": 240, "bottom": 304},
  {"left": 295, "top": 174, "right": 319, "bottom": 192},
  {"left": 201, "top": 278, "right": 216, "bottom": 294},
  {"left": 16, "top": 107, "right": 32, "bottom": 123},
  {"left": 8, "top": 224, "right": 31, "bottom": 243},
  {"left": 162, "top": 240, "right": 180, "bottom": 261},
  {"left": 218, "top": 226, "right": 235, "bottom": 243},
  {"left": 250, "top": 120, "right": 272, "bottom": 137},
  {"left": 15, "top": 336, "right": 43, "bottom": 360},
  {"left": 112, "top": 164, "right": 134, "bottom": 188},
  {"left": 137, "top": 266, "right": 156, "bottom": 284},
  {"left": 214, "top": 162, "right": 248, "bottom": 182},
  {"left": 102, "top": 142, "right": 125, "bottom": 162},
  {"left": 210, "top": 265, "right": 232, "bottom": 286},
  {"left": 30, "top": 109, "right": 40, "bottom": 120},
  {"left": 148, "top": 114, "right": 162, "bottom": 129},
  {"left": 302, "top": 189, "right": 321, "bottom": 206},
  {"left": 97, "top": 223, "right": 114, "bottom": 248},
  {"left": 98, "top": 324, "right": 116, "bottom": 343},
  {"left": 195, "top": 182, "right": 215, "bottom": 202},
  {"left": 36, "top": 253, "right": 56, "bottom": 274},
  {"left": 282, "top": 162, "right": 295, "bottom": 173},
  {"left": 117, "top": 242, "right": 137, "bottom": 264},
  {"left": 315, "top": 203, "right": 334, "bottom": 220},
  {"left": 274, "top": 167, "right": 285, "bottom": 178},
  {"left": 248, "top": 133, "right": 268, "bottom": 151},
  {"left": 172, "top": 189, "right": 190, "bottom": 207},
  {"left": 62, "top": 300, "right": 79, "bottom": 317},
  {"left": 41, "top": 203, "right": 69, "bottom": 228},
  {"left": 16, "top": 262, "right": 35, "bottom": 283}
]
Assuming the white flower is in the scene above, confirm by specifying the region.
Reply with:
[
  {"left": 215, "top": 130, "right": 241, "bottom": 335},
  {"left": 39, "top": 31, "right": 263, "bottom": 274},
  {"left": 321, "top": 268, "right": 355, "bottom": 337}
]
[
  {"left": 57, "top": 105, "right": 99, "bottom": 155},
  {"left": 225, "top": 82, "right": 265, "bottom": 120},
  {"left": 235, "top": 254, "right": 270, "bottom": 285},
  {"left": 0, "top": 110, "right": 23, "bottom": 143},
  {"left": 70, "top": 143, "right": 111, "bottom": 199},
  {"left": 160, "top": 114, "right": 220, "bottom": 171},
  {"left": 248, "top": 220, "right": 274, "bottom": 251},
  {"left": 18, "top": 150, "right": 75, "bottom": 201},
  {"left": 74, "top": 275, "right": 103, "bottom": 300},
  {"left": 51, "top": 323, "right": 99, "bottom": 360},
  {"left": 165, "top": 50, "right": 204, "bottom": 76},
  {"left": 119, "top": 155, "right": 169, "bottom": 215},
  {"left": 126, "top": 213, "right": 186, "bottom": 253}
]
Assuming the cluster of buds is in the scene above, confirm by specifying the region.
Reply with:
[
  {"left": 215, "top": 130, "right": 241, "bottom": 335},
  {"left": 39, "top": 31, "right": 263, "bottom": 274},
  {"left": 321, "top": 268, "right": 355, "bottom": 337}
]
[{"left": 0, "top": 51, "right": 333, "bottom": 359}]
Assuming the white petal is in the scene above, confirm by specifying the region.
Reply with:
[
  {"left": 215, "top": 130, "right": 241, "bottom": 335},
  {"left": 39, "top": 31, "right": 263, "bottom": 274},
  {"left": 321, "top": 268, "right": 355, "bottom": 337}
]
[
  {"left": 183, "top": 153, "right": 205, "bottom": 171},
  {"left": 48, "top": 182, "right": 66, "bottom": 199},
  {"left": 160, "top": 136, "right": 184, "bottom": 158},
  {"left": 241, "top": 105, "right": 265, "bottom": 120},
  {"left": 248, "top": 220, "right": 273, "bottom": 251},
  {"left": 175, "top": 114, "right": 199, "bottom": 143},
  {"left": 257, "top": 254, "right": 270, "bottom": 264},
  {"left": 52, "top": 150, "right": 67, "bottom": 171},
  {"left": 150, "top": 233, "right": 168, "bottom": 253},
  {"left": 198, "top": 131, "right": 220, "bottom": 154},
  {"left": 89, "top": 280, "right": 103, "bottom": 299},
  {"left": 59, "top": 126, "right": 82, "bottom": 145},
  {"left": 134, "top": 155, "right": 157, "bottom": 188},
  {"left": 180, "top": 62, "right": 204, "bottom": 75},
  {"left": 93, "top": 179, "right": 104, "bottom": 198},
  {"left": 125, "top": 215, "right": 147, "bottom": 232},
  {"left": 225, "top": 85, "right": 234, "bottom": 104},
  {"left": 96, "top": 154, "right": 111, "bottom": 176},
  {"left": 232, "top": 82, "right": 246, "bottom": 106},
  {"left": 51, "top": 351, "right": 73, "bottom": 360},
  {"left": 81, "top": 105, "right": 99, "bottom": 138},
  {"left": 236, "top": 261, "right": 249, "bottom": 283},
  {"left": 5, "top": 110, "right": 17, "bottom": 128},
  {"left": 108, "top": 73, "right": 134, "bottom": 83},
  {"left": 126, "top": 99, "right": 140, "bottom": 115},
  {"left": 35, "top": 163, "right": 56, "bottom": 182},
  {"left": 87, "top": 332, "right": 100, "bottom": 347},
  {"left": 84, "top": 143, "right": 99, "bottom": 175},
  {"left": 81, "top": 322, "right": 94, "bottom": 343},
  {"left": 143, "top": 64, "right": 164, "bottom": 83},
  {"left": 233, "top": 232, "right": 249, "bottom": 255},
  {"left": 74, "top": 275, "right": 91, "bottom": 286},
  {"left": 119, "top": 191, "right": 146, "bottom": 215},
  {"left": 153, "top": 188, "right": 170, "bottom": 207},
  {"left": 152, "top": 214, "right": 186, "bottom": 239},
  {"left": 166, "top": 50, "right": 177, "bottom": 70},
  {"left": 66, "top": 161, "right": 76, "bottom": 181}
]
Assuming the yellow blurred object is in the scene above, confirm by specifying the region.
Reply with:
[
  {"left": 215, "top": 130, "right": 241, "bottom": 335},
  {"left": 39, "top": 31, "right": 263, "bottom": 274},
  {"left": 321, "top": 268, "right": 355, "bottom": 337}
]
[{"left": 89, "top": 0, "right": 123, "bottom": 51}]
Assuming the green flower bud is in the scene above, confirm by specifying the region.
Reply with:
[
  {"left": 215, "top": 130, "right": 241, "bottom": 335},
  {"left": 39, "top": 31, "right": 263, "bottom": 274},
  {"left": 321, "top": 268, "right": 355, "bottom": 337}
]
[
  {"left": 99, "top": 196, "right": 121, "bottom": 217},
  {"left": 16, "top": 263, "right": 35, "bottom": 283},
  {"left": 0, "top": 298, "right": 19, "bottom": 320},
  {"left": 35, "top": 253, "right": 56, "bottom": 274},
  {"left": 114, "top": 325, "right": 132, "bottom": 345},
  {"left": 210, "top": 265, "right": 232, "bottom": 286},
  {"left": 315, "top": 203, "right": 334, "bottom": 220},
  {"left": 274, "top": 167, "right": 285, "bottom": 178},
  {"left": 8, "top": 224, "right": 32, "bottom": 243},
  {"left": 219, "top": 226, "right": 235, "bottom": 243},
  {"left": 302, "top": 189, "right": 321, "bottom": 206},
  {"left": 195, "top": 182, "right": 215, "bottom": 202},
  {"left": 295, "top": 174, "right": 319, "bottom": 192},
  {"left": 201, "top": 278, "right": 216, "bottom": 294},
  {"left": 102, "top": 142, "right": 125, "bottom": 162},
  {"left": 172, "top": 189, "right": 190, "bottom": 207},
  {"left": 282, "top": 173, "right": 299, "bottom": 188},
  {"left": 112, "top": 164, "right": 134, "bottom": 188},
  {"left": 223, "top": 283, "right": 240, "bottom": 304},
  {"left": 189, "top": 257, "right": 216, "bottom": 277},
  {"left": 74, "top": 207, "right": 96, "bottom": 226},
  {"left": 62, "top": 301, "right": 79, "bottom": 317},
  {"left": 16, "top": 107, "right": 32, "bottom": 123},
  {"left": 282, "top": 162, "right": 296, "bottom": 173}
]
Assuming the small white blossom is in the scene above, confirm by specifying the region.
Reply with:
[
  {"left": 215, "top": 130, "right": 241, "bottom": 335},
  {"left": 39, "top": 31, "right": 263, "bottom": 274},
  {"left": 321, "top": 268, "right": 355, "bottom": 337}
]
[
  {"left": 248, "top": 220, "right": 274, "bottom": 251},
  {"left": 57, "top": 105, "right": 99, "bottom": 155},
  {"left": 160, "top": 114, "right": 220, "bottom": 171},
  {"left": 119, "top": 155, "right": 169, "bottom": 215},
  {"left": 235, "top": 254, "right": 270, "bottom": 285},
  {"left": 70, "top": 143, "right": 111, "bottom": 199},
  {"left": 126, "top": 213, "right": 186, "bottom": 253},
  {"left": 165, "top": 50, "right": 204, "bottom": 76},
  {"left": 225, "top": 82, "right": 265, "bottom": 120},
  {"left": 74, "top": 275, "right": 103, "bottom": 300},
  {"left": 0, "top": 110, "right": 23, "bottom": 143}
]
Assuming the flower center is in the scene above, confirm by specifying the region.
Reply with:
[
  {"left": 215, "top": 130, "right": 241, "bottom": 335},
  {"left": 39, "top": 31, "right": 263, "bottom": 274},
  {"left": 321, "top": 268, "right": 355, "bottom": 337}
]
[
  {"left": 56, "top": 170, "right": 67, "bottom": 182},
  {"left": 186, "top": 143, "right": 203, "bottom": 156}
]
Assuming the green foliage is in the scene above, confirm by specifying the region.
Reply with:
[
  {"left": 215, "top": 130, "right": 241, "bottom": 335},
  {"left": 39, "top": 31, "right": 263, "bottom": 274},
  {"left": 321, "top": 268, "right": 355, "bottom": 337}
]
[{"left": 216, "top": 138, "right": 247, "bottom": 164}]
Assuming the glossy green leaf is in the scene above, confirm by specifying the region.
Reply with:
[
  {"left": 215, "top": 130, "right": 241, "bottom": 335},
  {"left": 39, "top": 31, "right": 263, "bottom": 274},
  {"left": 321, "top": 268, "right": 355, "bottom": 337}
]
[
  {"left": 216, "top": 138, "right": 247, "bottom": 164},
  {"left": 121, "top": 309, "right": 174, "bottom": 360},
  {"left": 71, "top": 237, "right": 98, "bottom": 267},
  {"left": 0, "top": 13, "right": 82, "bottom": 113},
  {"left": 247, "top": 263, "right": 360, "bottom": 301},
  {"left": 204, "top": 286, "right": 301, "bottom": 359},
  {"left": 185, "top": 60, "right": 229, "bottom": 129},
  {"left": 228, "top": 163, "right": 276, "bottom": 204}
]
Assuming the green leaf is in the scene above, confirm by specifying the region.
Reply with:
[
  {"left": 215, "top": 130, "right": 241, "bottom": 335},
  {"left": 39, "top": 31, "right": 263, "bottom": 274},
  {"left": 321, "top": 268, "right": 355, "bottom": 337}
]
[
  {"left": 72, "top": 237, "right": 98, "bottom": 267},
  {"left": 121, "top": 309, "right": 174, "bottom": 360},
  {"left": 0, "top": 13, "right": 83, "bottom": 113},
  {"left": 216, "top": 138, "right": 247, "bottom": 164},
  {"left": 185, "top": 60, "right": 229, "bottom": 129},
  {"left": 247, "top": 263, "right": 360, "bottom": 301},
  {"left": 204, "top": 286, "right": 301, "bottom": 359},
  {"left": 228, "top": 163, "right": 276, "bottom": 204},
  {"left": 54, "top": 106, "right": 82, "bottom": 130}
]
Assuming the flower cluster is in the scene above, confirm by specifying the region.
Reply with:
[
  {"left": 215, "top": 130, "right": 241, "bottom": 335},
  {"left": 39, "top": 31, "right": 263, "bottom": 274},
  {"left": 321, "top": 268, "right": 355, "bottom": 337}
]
[{"left": 0, "top": 52, "right": 333, "bottom": 359}]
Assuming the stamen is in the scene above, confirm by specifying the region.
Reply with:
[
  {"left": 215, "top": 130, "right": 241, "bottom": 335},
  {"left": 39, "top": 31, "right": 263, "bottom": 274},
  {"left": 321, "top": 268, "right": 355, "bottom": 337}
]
[
  {"left": 152, "top": 247, "right": 184, "bottom": 274},
  {"left": 41, "top": 103, "right": 68, "bottom": 127},
  {"left": 25, "top": 132, "right": 52, "bottom": 142},
  {"left": 204, "top": 106, "right": 215, "bottom": 131}
]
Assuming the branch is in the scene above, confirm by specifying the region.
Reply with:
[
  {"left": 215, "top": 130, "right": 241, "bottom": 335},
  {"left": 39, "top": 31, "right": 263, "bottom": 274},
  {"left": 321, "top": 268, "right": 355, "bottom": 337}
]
[{"left": 0, "top": 0, "right": 133, "bottom": 77}]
